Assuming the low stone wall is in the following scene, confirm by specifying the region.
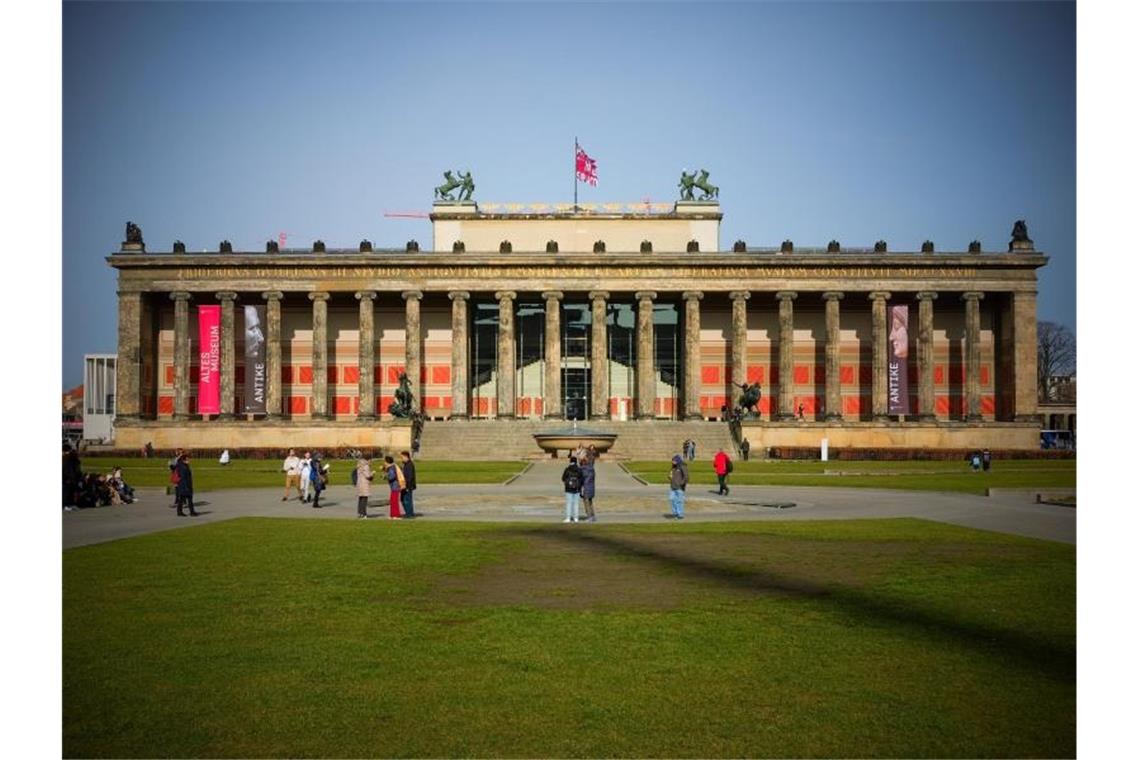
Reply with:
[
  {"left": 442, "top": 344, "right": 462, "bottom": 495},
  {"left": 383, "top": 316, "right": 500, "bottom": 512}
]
[
  {"left": 767, "top": 447, "right": 1073, "bottom": 461},
  {"left": 112, "top": 419, "right": 412, "bottom": 454},
  {"left": 740, "top": 421, "right": 1041, "bottom": 451}
]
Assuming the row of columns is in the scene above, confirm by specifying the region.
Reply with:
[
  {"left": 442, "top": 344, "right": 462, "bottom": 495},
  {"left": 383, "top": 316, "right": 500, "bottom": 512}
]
[{"left": 136, "top": 288, "right": 1014, "bottom": 422}]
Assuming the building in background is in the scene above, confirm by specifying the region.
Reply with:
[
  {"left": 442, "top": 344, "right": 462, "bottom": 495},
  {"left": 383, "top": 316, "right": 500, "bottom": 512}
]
[{"left": 83, "top": 354, "right": 117, "bottom": 444}]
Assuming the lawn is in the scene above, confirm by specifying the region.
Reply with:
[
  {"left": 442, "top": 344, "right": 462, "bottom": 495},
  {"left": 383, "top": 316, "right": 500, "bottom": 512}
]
[
  {"left": 79, "top": 457, "right": 526, "bottom": 489},
  {"left": 63, "top": 518, "right": 1074, "bottom": 757},
  {"left": 625, "top": 459, "right": 1077, "bottom": 495}
]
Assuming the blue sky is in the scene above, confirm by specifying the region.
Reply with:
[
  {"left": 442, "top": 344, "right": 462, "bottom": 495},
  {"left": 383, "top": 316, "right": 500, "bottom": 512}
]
[{"left": 62, "top": 0, "right": 1075, "bottom": 388}]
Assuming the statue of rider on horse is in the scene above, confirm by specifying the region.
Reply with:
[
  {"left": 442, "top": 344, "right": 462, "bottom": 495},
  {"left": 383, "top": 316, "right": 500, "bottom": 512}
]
[
  {"left": 434, "top": 170, "right": 475, "bottom": 202},
  {"left": 736, "top": 381, "right": 762, "bottom": 417},
  {"left": 678, "top": 169, "right": 719, "bottom": 201}
]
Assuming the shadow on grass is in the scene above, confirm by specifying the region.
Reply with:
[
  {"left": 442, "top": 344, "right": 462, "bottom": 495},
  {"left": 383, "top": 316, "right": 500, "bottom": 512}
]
[{"left": 519, "top": 526, "right": 1075, "bottom": 683}]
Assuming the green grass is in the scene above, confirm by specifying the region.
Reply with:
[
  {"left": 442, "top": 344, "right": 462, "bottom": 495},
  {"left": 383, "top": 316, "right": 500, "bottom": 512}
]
[
  {"left": 64, "top": 518, "right": 1074, "bottom": 757},
  {"left": 79, "top": 457, "right": 526, "bottom": 489},
  {"left": 626, "top": 458, "right": 1077, "bottom": 495}
]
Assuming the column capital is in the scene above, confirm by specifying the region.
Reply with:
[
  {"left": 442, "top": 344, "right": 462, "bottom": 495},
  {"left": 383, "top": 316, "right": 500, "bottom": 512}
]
[
  {"left": 402, "top": 290, "right": 423, "bottom": 302},
  {"left": 588, "top": 290, "right": 610, "bottom": 301},
  {"left": 308, "top": 292, "right": 330, "bottom": 302},
  {"left": 775, "top": 291, "right": 798, "bottom": 302},
  {"left": 729, "top": 290, "right": 751, "bottom": 302},
  {"left": 541, "top": 291, "right": 564, "bottom": 301},
  {"left": 448, "top": 290, "right": 471, "bottom": 302},
  {"left": 494, "top": 290, "right": 517, "bottom": 302},
  {"left": 261, "top": 290, "right": 283, "bottom": 302},
  {"left": 215, "top": 291, "right": 238, "bottom": 302},
  {"left": 170, "top": 291, "right": 191, "bottom": 302},
  {"left": 867, "top": 290, "right": 891, "bottom": 302},
  {"left": 634, "top": 290, "right": 657, "bottom": 302},
  {"left": 822, "top": 291, "right": 844, "bottom": 302},
  {"left": 355, "top": 290, "right": 377, "bottom": 301},
  {"left": 682, "top": 290, "right": 704, "bottom": 301},
  {"left": 960, "top": 291, "right": 985, "bottom": 302},
  {"left": 915, "top": 291, "right": 939, "bottom": 302}
]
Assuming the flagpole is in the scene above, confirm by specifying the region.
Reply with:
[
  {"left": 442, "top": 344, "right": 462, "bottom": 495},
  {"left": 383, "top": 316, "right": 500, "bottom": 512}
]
[{"left": 573, "top": 137, "right": 578, "bottom": 212}]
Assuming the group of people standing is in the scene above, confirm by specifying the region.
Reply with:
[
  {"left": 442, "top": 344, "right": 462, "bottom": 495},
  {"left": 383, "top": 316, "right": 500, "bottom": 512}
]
[
  {"left": 560, "top": 444, "right": 599, "bottom": 523},
  {"left": 280, "top": 449, "right": 331, "bottom": 507},
  {"left": 354, "top": 452, "right": 417, "bottom": 520}
]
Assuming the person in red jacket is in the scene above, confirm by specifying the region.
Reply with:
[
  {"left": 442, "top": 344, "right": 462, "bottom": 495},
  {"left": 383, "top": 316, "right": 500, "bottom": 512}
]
[{"left": 713, "top": 447, "right": 732, "bottom": 496}]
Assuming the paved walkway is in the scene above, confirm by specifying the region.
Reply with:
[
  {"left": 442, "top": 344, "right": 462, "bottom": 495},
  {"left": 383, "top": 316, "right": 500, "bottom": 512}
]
[{"left": 62, "top": 460, "right": 1075, "bottom": 549}]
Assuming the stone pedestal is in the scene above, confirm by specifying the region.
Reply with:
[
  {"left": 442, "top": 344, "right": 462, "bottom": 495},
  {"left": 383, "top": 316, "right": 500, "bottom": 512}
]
[
  {"left": 543, "top": 291, "right": 563, "bottom": 419},
  {"left": 589, "top": 291, "right": 609, "bottom": 420},
  {"left": 496, "top": 291, "right": 517, "bottom": 419},
  {"left": 635, "top": 291, "right": 656, "bottom": 419},
  {"left": 355, "top": 291, "right": 377, "bottom": 420},
  {"left": 309, "top": 293, "right": 330, "bottom": 420}
]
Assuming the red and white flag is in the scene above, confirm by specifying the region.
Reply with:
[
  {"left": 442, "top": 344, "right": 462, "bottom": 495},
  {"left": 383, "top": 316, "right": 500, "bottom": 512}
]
[{"left": 576, "top": 143, "right": 598, "bottom": 186}]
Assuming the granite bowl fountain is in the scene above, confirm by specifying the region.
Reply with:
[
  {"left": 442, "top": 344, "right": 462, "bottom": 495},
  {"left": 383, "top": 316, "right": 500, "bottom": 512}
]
[{"left": 532, "top": 420, "right": 618, "bottom": 457}]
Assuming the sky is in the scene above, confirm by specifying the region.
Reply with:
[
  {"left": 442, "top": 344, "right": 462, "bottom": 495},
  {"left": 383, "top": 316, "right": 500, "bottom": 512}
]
[{"left": 62, "top": 0, "right": 1076, "bottom": 388}]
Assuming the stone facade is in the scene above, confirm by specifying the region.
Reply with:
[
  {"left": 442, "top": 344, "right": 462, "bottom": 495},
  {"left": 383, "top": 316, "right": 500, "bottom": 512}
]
[{"left": 108, "top": 202, "right": 1046, "bottom": 452}]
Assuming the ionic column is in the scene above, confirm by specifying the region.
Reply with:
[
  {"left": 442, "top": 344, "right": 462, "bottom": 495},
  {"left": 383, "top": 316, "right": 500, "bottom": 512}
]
[
  {"left": 1011, "top": 290, "right": 1039, "bottom": 421},
  {"left": 776, "top": 291, "right": 797, "bottom": 420},
  {"left": 823, "top": 291, "right": 844, "bottom": 421},
  {"left": 495, "top": 290, "right": 517, "bottom": 419},
  {"left": 355, "top": 291, "right": 377, "bottom": 420},
  {"left": 542, "top": 291, "right": 563, "bottom": 419},
  {"left": 589, "top": 291, "right": 609, "bottom": 420},
  {"left": 403, "top": 290, "right": 423, "bottom": 413},
  {"left": 216, "top": 291, "right": 237, "bottom": 420},
  {"left": 729, "top": 291, "right": 750, "bottom": 394},
  {"left": 635, "top": 291, "right": 657, "bottom": 419},
  {"left": 961, "top": 292, "right": 985, "bottom": 421},
  {"left": 449, "top": 291, "right": 470, "bottom": 419},
  {"left": 115, "top": 291, "right": 142, "bottom": 420},
  {"left": 683, "top": 291, "right": 703, "bottom": 420},
  {"left": 915, "top": 291, "right": 938, "bottom": 420},
  {"left": 868, "top": 291, "right": 891, "bottom": 420},
  {"left": 171, "top": 291, "right": 191, "bottom": 420},
  {"left": 262, "top": 291, "right": 283, "bottom": 417},
  {"left": 309, "top": 292, "right": 330, "bottom": 419}
]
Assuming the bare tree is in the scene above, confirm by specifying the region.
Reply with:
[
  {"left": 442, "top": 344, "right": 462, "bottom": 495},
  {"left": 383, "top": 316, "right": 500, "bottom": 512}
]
[{"left": 1037, "top": 321, "right": 1076, "bottom": 402}]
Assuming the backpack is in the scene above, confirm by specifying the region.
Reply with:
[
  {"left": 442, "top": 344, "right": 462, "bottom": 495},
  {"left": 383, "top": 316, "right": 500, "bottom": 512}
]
[
  {"left": 726, "top": 458, "right": 734, "bottom": 474},
  {"left": 565, "top": 469, "right": 581, "bottom": 491}
]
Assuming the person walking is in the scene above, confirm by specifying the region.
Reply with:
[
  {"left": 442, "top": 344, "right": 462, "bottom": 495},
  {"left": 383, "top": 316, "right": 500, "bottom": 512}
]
[
  {"left": 384, "top": 455, "right": 403, "bottom": 519},
  {"left": 299, "top": 452, "right": 313, "bottom": 503},
  {"left": 713, "top": 447, "right": 732, "bottom": 496},
  {"left": 310, "top": 455, "right": 328, "bottom": 508},
  {"left": 282, "top": 449, "right": 302, "bottom": 501},
  {"left": 741, "top": 438, "right": 751, "bottom": 461},
  {"left": 399, "top": 451, "right": 417, "bottom": 519},
  {"left": 174, "top": 452, "right": 197, "bottom": 517},
  {"left": 355, "top": 456, "right": 373, "bottom": 519},
  {"left": 579, "top": 449, "right": 597, "bottom": 522},
  {"left": 561, "top": 456, "right": 583, "bottom": 523},
  {"left": 668, "top": 454, "right": 688, "bottom": 519}
]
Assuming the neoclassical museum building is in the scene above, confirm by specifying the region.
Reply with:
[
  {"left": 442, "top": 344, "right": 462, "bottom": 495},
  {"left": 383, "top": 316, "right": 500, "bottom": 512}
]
[{"left": 108, "top": 199, "right": 1044, "bottom": 456}]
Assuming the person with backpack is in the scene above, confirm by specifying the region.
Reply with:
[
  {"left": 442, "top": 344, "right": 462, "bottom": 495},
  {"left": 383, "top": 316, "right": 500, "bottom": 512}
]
[
  {"left": 668, "top": 454, "right": 689, "bottom": 519},
  {"left": 399, "top": 450, "right": 417, "bottom": 519},
  {"left": 174, "top": 452, "right": 197, "bottom": 517},
  {"left": 561, "top": 456, "right": 582, "bottom": 523},
  {"left": 579, "top": 445, "right": 598, "bottom": 523},
  {"left": 354, "top": 456, "right": 373, "bottom": 519},
  {"left": 310, "top": 455, "right": 328, "bottom": 508},
  {"left": 713, "top": 447, "right": 733, "bottom": 496}
]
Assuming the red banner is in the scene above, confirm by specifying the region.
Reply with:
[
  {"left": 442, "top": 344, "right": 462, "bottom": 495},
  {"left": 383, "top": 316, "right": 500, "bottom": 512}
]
[
  {"left": 576, "top": 144, "right": 598, "bottom": 186},
  {"left": 197, "top": 305, "right": 221, "bottom": 415},
  {"left": 888, "top": 304, "right": 909, "bottom": 415}
]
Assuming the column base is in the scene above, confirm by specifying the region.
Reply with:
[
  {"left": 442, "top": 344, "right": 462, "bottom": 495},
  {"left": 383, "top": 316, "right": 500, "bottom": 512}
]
[
  {"left": 824, "top": 413, "right": 843, "bottom": 422},
  {"left": 216, "top": 413, "right": 236, "bottom": 421},
  {"left": 589, "top": 413, "right": 610, "bottom": 421},
  {"left": 543, "top": 412, "right": 563, "bottom": 420},
  {"left": 448, "top": 413, "right": 468, "bottom": 420},
  {"left": 1013, "top": 414, "right": 1040, "bottom": 423},
  {"left": 911, "top": 414, "right": 937, "bottom": 422},
  {"left": 775, "top": 413, "right": 796, "bottom": 422},
  {"left": 172, "top": 413, "right": 189, "bottom": 422},
  {"left": 356, "top": 414, "right": 377, "bottom": 422},
  {"left": 634, "top": 412, "right": 656, "bottom": 420},
  {"left": 872, "top": 414, "right": 892, "bottom": 422},
  {"left": 684, "top": 413, "right": 703, "bottom": 421},
  {"left": 964, "top": 414, "right": 984, "bottom": 422},
  {"left": 310, "top": 413, "right": 331, "bottom": 421},
  {"left": 497, "top": 414, "right": 516, "bottom": 420}
]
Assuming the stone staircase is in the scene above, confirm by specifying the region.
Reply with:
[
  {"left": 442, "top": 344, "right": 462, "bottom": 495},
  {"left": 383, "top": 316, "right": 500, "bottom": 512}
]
[{"left": 417, "top": 419, "right": 740, "bottom": 461}]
